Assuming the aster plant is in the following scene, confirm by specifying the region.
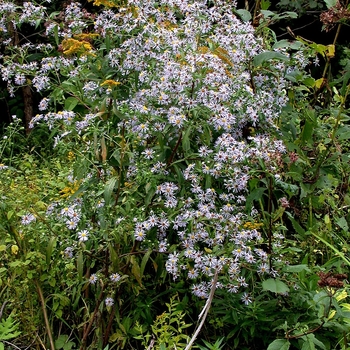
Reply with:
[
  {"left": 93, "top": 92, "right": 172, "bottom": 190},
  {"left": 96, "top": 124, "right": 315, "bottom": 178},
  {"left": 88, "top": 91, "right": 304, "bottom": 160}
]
[
  {"left": 0, "top": 0, "right": 318, "bottom": 348},
  {"left": 1, "top": 0, "right": 306, "bottom": 309}
]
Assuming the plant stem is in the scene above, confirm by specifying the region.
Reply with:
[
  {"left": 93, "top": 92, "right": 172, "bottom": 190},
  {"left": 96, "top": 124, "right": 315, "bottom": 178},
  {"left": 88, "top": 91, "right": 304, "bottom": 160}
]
[
  {"left": 311, "top": 232, "right": 350, "bottom": 267},
  {"left": 114, "top": 124, "right": 125, "bottom": 207},
  {"left": 2, "top": 341, "right": 21, "bottom": 350},
  {"left": 80, "top": 285, "right": 106, "bottom": 350},
  {"left": 267, "top": 176, "right": 273, "bottom": 257},
  {"left": 331, "top": 84, "right": 350, "bottom": 142},
  {"left": 184, "top": 269, "right": 219, "bottom": 350},
  {"left": 0, "top": 301, "right": 8, "bottom": 320},
  {"left": 343, "top": 331, "right": 348, "bottom": 349},
  {"left": 167, "top": 130, "right": 183, "bottom": 167},
  {"left": 103, "top": 304, "right": 116, "bottom": 347},
  {"left": 253, "top": 0, "right": 261, "bottom": 23},
  {"left": 35, "top": 280, "right": 55, "bottom": 350},
  {"left": 321, "top": 5, "right": 346, "bottom": 82},
  {"left": 313, "top": 83, "right": 350, "bottom": 178},
  {"left": 285, "top": 321, "right": 325, "bottom": 339}
]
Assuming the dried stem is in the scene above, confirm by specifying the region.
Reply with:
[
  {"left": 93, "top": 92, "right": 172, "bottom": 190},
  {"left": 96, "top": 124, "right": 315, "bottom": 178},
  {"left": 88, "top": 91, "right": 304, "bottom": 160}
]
[
  {"left": 35, "top": 280, "right": 55, "bottom": 350},
  {"left": 2, "top": 340, "right": 22, "bottom": 350},
  {"left": 0, "top": 301, "right": 8, "bottom": 320},
  {"left": 184, "top": 269, "right": 219, "bottom": 350}
]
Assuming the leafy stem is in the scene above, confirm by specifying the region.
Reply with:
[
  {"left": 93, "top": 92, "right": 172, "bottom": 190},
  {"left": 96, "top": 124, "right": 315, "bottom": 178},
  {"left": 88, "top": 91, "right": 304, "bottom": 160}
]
[
  {"left": 166, "top": 130, "right": 183, "bottom": 167},
  {"left": 313, "top": 83, "right": 350, "bottom": 178}
]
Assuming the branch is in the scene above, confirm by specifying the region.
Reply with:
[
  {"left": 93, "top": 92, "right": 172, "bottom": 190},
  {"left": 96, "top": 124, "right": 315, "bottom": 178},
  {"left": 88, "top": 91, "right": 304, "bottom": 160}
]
[
  {"left": 2, "top": 340, "right": 22, "bottom": 350},
  {"left": 285, "top": 322, "right": 325, "bottom": 340},
  {"left": 167, "top": 130, "right": 183, "bottom": 167},
  {"left": 0, "top": 301, "right": 8, "bottom": 320},
  {"left": 184, "top": 269, "right": 219, "bottom": 350},
  {"left": 35, "top": 280, "right": 55, "bottom": 350}
]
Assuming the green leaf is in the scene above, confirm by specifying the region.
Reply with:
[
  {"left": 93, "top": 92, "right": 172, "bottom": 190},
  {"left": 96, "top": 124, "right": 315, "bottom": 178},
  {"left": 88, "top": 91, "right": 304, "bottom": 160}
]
[
  {"left": 253, "top": 51, "right": 289, "bottom": 66},
  {"left": 261, "top": 0, "right": 271, "bottom": 10},
  {"left": 64, "top": 341, "right": 75, "bottom": 350},
  {"left": 130, "top": 255, "right": 142, "bottom": 286},
  {"left": 267, "top": 339, "right": 290, "bottom": 350},
  {"left": 273, "top": 40, "right": 303, "bottom": 50},
  {"left": 205, "top": 174, "right": 211, "bottom": 189},
  {"left": 324, "top": 0, "right": 337, "bottom": 8},
  {"left": 55, "top": 334, "right": 69, "bottom": 349},
  {"left": 308, "top": 334, "right": 326, "bottom": 350},
  {"left": 53, "top": 24, "right": 59, "bottom": 46},
  {"left": 284, "top": 264, "right": 310, "bottom": 273},
  {"left": 262, "top": 278, "right": 289, "bottom": 294},
  {"left": 336, "top": 216, "right": 349, "bottom": 231},
  {"left": 300, "top": 119, "right": 314, "bottom": 145},
  {"left": 46, "top": 237, "right": 56, "bottom": 265},
  {"left": 340, "top": 63, "right": 350, "bottom": 96},
  {"left": 140, "top": 249, "right": 152, "bottom": 279},
  {"left": 181, "top": 127, "right": 192, "bottom": 155},
  {"left": 35, "top": 19, "right": 41, "bottom": 30},
  {"left": 260, "top": 10, "right": 275, "bottom": 18},
  {"left": 284, "top": 11, "right": 298, "bottom": 19},
  {"left": 303, "top": 77, "right": 316, "bottom": 87},
  {"left": 301, "top": 334, "right": 316, "bottom": 350},
  {"left": 105, "top": 35, "right": 111, "bottom": 53},
  {"left": 336, "top": 126, "right": 350, "bottom": 140},
  {"left": 70, "top": 177, "right": 97, "bottom": 200},
  {"left": 77, "top": 251, "right": 84, "bottom": 282},
  {"left": 104, "top": 177, "right": 118, "bottom": 206},
  {"left": 0, "top": 316, "right": 21, "bottom": 341},
  {"left": 145, "top": 185, "right": 156, "bottom": 207},
  {"left": 64, "top": 97, "right": 79, "bottom": 111},
  {"left": 108, "top": 243, "right": 119, "bottom": 269},
  {"left": 311, "top": 232, "right": 350, "bottom": 266},
  {"left": 245, "top": 187, "right": 266, "bottom": 213},
  {"left": 286, "top": 212, "right": 306, "bottom": 236},
  {"left": 276, "top": 180, "right": 299, "bottom": 195},
  {"left": 0, "top": 342, "right": 4, "bottom": 350},
  {"left": 9, "top": 261, "right": 21, "bottom": 268},
  {"left": 236, "top": 9, "right": 252, "bottom": 22}
]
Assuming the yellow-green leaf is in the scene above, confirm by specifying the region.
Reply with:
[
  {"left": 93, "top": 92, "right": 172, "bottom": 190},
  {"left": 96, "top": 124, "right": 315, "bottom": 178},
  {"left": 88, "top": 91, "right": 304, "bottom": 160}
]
[
  {"left": 11, "top": 245, "right": 19, "bottom": 255},
  {"left": 324, "top": 214, "right": 330, "bottom": 224},
  {"left": 315, "top": 78, "right": 325, "bottom": 89},
  {"left": 326, "top": 44, "right": 335, "bottom": 58}
]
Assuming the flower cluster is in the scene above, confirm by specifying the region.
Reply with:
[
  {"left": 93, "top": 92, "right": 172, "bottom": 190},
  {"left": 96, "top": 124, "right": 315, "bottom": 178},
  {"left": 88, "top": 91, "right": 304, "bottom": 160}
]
[
  {"left": 0, "top": 0, "right": 311, "bottom": 302},
  {"left": 102, "top": 0, "right": 294, "bottom": 298},
  {"left": 320, "top": 1, "right": 350, "bottom": 32},
  {"left": 21, "top": 213, "right": 36, "bottom": 225},
  {"left": 19, "top": 2, "right": 46, "bottom": 26}
]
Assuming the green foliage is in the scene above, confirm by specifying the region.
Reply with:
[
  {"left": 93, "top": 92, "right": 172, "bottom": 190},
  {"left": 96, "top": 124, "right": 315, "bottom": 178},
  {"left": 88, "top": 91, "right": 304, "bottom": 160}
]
[
  {"left": 267, "top": 339, "right": 290, "bottom": 350},
  {"left": 276, "top": 0, "right": 325, "bottom": 12},
  {"left": 0, "top": 0, "right": 350, "bottom": 349},
  {"left": 0, "top": 316, "right": 20, "bottom": 341},
  {"left": 134, "top": 294, "right": 192, "bottom": 349},
  {"left": 198, "top": 337, "right": 225, "bottom": 350}
]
